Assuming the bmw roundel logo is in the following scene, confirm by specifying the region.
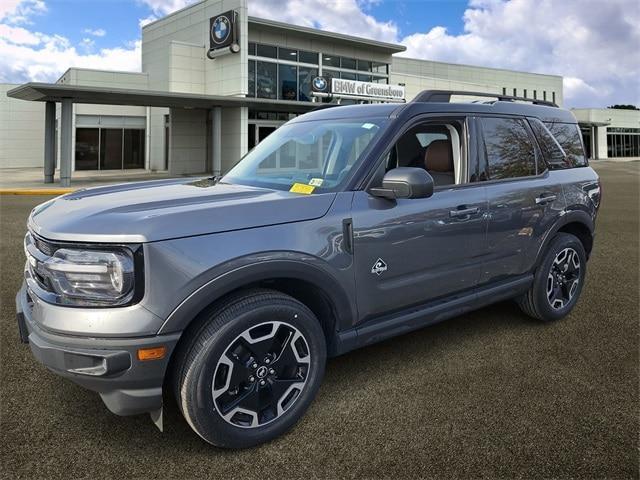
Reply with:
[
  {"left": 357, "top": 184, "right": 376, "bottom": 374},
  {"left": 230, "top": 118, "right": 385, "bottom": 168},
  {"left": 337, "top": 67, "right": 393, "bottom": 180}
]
[
  {"left": 211, "top": 15, "right": 231, "bottom": 44},
  {"left": 313, "top": 76, "right": 328, "bottom": 92}
]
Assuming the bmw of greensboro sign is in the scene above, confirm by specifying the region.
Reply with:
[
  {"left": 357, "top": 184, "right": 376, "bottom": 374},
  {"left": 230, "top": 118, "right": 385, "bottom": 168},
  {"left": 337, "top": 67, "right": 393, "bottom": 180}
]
[{"left": 331, "top": 78, "right": 405, "bottom": 101}]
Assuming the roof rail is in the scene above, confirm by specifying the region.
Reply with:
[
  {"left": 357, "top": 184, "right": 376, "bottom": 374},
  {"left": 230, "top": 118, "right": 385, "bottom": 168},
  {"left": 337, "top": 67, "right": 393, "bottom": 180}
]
[{"left": 411, "top": 90, "right": 558, "bottom": 108}]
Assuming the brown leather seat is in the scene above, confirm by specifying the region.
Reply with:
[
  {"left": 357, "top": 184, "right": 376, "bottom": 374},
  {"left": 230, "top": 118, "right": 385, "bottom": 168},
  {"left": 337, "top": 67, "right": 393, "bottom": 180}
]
[{"left": 424, "top": 140, "right": 455, "bottom": 186}]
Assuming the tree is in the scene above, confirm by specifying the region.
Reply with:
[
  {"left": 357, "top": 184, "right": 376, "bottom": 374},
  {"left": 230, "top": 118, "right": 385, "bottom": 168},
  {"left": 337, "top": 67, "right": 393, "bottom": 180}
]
[{"left": 607, "top": 105, "right": 639, "bottom": 110}]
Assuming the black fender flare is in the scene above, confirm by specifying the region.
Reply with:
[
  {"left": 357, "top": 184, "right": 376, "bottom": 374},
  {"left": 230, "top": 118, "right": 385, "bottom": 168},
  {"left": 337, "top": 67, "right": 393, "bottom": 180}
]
[
  {"left": 534, "top": 209, "right": 594, "bottom": 268},
  {"left": 157, "top": 252, "right": 356, "bottom": 339}
]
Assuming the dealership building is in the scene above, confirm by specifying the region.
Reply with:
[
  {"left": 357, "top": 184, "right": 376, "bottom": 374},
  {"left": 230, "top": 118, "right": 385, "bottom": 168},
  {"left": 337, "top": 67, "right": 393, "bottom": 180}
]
[{"left": 2, "top": 0, "right": 638, "bottom": 184}]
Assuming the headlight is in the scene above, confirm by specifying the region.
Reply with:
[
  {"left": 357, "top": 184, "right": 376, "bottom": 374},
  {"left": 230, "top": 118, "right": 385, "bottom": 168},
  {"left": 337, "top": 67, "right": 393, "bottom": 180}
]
[
  {"left": 25, "top": 233, "right": 139, "bottom": 307},
  {"left": 44, "top": 249, "right": 135, "bottom": 305}
]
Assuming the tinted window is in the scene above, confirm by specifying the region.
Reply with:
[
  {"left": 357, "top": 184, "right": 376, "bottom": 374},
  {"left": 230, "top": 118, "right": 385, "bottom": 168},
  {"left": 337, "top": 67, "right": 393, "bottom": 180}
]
[
  {"left": 298, "top": 50, "right": 318, "bottom": 64},
  {"left": 480, "top": 117, "right": 536, "bottom": 179},
  {"left": 256, "top": 61, "right": 277, "bottom": 99},
  {"left": 372, "top": 62, "right": 388, "bottom": 74},
  {"left": 543, "top": 122, "right": 587, "bottom": 168},
  {"left": 357, "top": 59, "right": 372, "bottom": 72},
  {"left": 247, "top": 60, "right": 256, "bottom": 97},
  {"left": 298, "top": 67, "right": 317, "bottom": 101},
  {"left": 341, "top": 57, "right": 357, "bottom": 70},
  {"left": 278, "top": 47, "right": 297, "bottom": 61},
  {"left": 278, "top": 64, "right": 297, "bottom": 100},
  {"left": 322, "top": 54, "right": 340, "bottom": 68},
  {"left": 256, "top": 44, "right": 277, "bottom": 58},
  {"left": 529, "top": 118, "right": 564, "bottom": 168}
]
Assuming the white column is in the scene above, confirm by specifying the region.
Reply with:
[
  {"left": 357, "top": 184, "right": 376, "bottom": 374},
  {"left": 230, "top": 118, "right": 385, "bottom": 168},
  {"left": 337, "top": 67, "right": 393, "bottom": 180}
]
[{"left": 596, "top": 126, "right": 608, "bottom": 160}]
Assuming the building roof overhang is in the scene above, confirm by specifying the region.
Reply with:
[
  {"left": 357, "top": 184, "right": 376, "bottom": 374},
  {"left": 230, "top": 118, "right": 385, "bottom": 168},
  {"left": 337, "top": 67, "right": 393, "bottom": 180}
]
[
  {"left": 6, "top": 82, "right": 320, "bottom": 113},
  {"left": 248, "top": 16, "right": 406, "bottom": 54}
]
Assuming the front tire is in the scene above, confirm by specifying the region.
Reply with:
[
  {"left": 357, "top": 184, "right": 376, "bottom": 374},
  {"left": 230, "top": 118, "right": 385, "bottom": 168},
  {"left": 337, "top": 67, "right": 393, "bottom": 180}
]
[
  {"left": 518, "top": 233, "right": 587, "bottom": 322},
  {"left": 174, "top": 289, "right": 326, "bottom": 448}
]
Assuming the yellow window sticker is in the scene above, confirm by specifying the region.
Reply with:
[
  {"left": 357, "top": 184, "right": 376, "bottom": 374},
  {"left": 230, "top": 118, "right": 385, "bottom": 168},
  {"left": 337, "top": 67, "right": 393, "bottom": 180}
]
[
  {"left": 289, "top": 183, "right": 315, "bottom": 194},
  {"left": 308, "top": 178, "right": 324, "bottom": 187}
]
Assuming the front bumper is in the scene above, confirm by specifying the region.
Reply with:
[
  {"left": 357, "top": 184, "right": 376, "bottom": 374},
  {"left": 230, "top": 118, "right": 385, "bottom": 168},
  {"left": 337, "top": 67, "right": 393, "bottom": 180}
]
[{"left": 16, "top": 283, "right": 181, "bottom": 416}]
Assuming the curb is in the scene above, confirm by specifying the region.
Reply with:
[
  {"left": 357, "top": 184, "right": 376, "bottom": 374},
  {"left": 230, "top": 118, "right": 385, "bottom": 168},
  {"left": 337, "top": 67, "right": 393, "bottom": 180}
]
[{"left": 0, "top": 189, "right": 75, "bottom": 195}]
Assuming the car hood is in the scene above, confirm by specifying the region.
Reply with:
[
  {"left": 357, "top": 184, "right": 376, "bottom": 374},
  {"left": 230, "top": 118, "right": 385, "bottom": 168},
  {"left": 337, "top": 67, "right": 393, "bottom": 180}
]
[{"left": 28, "top": 178, "right": 336, "bottom": 243}]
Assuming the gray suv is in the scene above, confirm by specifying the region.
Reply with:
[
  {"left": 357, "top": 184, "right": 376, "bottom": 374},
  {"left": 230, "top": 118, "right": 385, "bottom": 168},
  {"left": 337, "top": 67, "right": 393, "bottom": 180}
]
[{"left": 16, "top": 91, "right": 601, "bottom": 448}]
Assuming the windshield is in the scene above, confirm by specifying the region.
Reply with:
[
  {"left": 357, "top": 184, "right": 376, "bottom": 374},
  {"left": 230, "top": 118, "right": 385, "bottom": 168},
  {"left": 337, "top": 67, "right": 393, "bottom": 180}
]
[{"left": 223, "top": 118, "right": 388, "bottom": 193}]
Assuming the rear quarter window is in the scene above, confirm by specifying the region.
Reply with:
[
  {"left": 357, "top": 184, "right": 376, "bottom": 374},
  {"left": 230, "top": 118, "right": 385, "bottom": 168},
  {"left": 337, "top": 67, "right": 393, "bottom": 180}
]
[{"left": 543, "top": 122, "right": 587, "bottom": 169}]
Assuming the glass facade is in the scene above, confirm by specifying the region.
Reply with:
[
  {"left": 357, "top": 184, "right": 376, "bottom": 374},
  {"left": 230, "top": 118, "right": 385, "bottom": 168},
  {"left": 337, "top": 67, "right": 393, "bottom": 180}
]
[
  {"left": 75, "top": 127, "right": 145, "bottom": 170},
  {"left": 248, "top": 42, "right": 321, "bottom": 101},
  {"left": 247, "top": 42, "right": 390, "bottom": 102},
  {"left": 607, "top": 127, "right": 640, "bottom": 158}
]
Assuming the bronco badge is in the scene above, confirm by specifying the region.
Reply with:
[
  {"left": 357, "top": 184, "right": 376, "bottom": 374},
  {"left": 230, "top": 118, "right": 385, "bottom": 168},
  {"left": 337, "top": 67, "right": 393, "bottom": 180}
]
[{"left": 371, "top": 258, "right": 388, "bottom": 275}]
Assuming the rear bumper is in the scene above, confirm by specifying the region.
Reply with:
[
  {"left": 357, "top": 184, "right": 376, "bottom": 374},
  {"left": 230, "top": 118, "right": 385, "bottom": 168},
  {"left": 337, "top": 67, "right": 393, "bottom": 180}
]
[{"left": 16, "top": 283, "right": 180, "bottom": 416}]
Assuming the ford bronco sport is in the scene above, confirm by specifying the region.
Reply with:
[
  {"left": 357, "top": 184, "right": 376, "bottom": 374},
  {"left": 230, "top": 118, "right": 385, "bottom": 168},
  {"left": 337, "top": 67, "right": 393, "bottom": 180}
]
[{"left": 16, "top": 90, "right": 601, "bottom": 448}]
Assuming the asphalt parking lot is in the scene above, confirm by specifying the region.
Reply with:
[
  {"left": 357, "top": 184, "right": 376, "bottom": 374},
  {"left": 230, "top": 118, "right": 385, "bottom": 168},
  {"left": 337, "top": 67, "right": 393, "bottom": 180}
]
[{"left": 1, "top": 161, "right": 638, "bottom": 479}]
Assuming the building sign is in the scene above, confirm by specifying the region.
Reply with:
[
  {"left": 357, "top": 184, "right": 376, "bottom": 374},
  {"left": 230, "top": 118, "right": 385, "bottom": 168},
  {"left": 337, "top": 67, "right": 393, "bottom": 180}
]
[
  {"left": 331, "top": 78, "right": 405, "bottom": 101},
  {"left": 312, "top": 76, "right": 329, "bottom": 93},
  {"left": 208, "top": 10, "right": 239, "bottom": 58}
]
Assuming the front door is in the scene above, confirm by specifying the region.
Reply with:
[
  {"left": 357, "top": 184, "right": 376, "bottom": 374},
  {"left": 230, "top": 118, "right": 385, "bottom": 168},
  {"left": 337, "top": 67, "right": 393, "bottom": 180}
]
[
  {"left": 350, "top": 117, "right": 488, "bottom": 322},
  {"left": 351, "top": 187, "right": 488, "bottom": 321}
]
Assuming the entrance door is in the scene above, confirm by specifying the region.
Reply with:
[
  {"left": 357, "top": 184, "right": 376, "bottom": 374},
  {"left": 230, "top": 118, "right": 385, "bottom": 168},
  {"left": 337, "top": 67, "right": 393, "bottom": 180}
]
[
  {"left": 258, "top": 126, "right": 277, "bottom": 143},
  {"left": 248, "top": 122, "right": 284, "bottom": 150}
]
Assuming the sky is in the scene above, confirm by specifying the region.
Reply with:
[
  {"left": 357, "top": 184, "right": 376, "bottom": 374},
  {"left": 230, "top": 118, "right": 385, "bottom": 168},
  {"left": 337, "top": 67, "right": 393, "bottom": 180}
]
[{"left": 0, "top": 0, "right": 638, "bottom": 108}]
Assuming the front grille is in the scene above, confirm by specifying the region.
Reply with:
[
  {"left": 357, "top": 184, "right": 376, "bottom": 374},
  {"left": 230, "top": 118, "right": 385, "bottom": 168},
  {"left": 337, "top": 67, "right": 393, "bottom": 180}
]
[
  {"left": 24, "top": 232, "right": 55, "bottom": 293},
  {"left": 34, "top": 237, "right": 56, "bottom": 256}
]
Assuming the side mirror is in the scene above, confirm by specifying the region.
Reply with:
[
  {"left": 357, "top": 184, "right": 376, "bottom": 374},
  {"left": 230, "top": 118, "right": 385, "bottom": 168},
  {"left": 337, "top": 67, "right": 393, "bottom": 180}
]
[{"left": 369, "top": 167, "right": 434, "bottom": 200}]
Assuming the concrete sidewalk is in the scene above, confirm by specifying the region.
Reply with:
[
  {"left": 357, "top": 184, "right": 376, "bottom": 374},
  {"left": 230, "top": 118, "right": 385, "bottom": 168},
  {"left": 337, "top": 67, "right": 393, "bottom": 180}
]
[
  {"left": 1, "top": 160, "right": 637, "bottom": 194},
  {"left": 0, "top": 168, "right": 206, "bottom": 194}
]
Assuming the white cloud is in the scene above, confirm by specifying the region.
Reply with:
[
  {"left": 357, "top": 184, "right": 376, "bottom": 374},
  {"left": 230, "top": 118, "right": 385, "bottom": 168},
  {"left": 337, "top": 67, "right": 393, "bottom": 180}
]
[
  {"left": 0, "top": 1, "right": 139, "bottom": 83},
  {"left": 83, "top": 28, "right": 106, "bottom": 37},
  {"left": 0, "top": 23, "right": 42, "bottom": 45},
  {"left": 0, "top": 0, "right": 46, "bottom": 24},
  {"left": 137, "top": 0, "right": 196, "bottom": 15},
  {"left": 248, "top": 0, "right": 398, "bottom": 43},
  {"left": 138, "top": 14, "right": 157, "bottom": 28},
  {"left": 396, "top": 0, "right": 640, "bottom": 107},
  {"left": 1, "top": 0, "right": 636, "bottom": 108},
  {"left": 0, "top": 34, "right": 141, "bottom": 83}
]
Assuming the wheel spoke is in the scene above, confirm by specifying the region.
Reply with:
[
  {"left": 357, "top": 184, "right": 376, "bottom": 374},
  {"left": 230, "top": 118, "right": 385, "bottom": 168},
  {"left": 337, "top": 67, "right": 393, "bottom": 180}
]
[
  {"left": 547, "top": 247, "right": 581, "bottom": 310},
  {"left": 212, "top": 320, "right": 312, "bottom": 429}
]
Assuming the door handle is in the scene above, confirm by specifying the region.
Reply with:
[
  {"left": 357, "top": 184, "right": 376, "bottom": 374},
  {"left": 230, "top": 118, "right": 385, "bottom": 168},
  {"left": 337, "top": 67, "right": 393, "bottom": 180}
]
[
  {"left": 535, "top": 194, "right": 557, "bottom": 205},
  {"left": 450, "top": 206, "right": 479, "bottom": 218}
]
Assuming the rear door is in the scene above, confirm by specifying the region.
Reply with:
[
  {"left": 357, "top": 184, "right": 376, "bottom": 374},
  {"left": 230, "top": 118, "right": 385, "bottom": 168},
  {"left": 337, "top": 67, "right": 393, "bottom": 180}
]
[{"left": 477, "top": 116, "right": 566, "bottom": 285}]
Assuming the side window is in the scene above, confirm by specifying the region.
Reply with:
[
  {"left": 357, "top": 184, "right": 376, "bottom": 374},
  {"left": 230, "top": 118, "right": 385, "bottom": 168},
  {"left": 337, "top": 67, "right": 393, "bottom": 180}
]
[
  {"left": 480, "top": 117, "right": 537, "bottom": 180},
  {"left": 543, "top": 122, "right": 587, "bottom": 168},
  {"left": 385, "top": 122, "right": 463, "bottom": 187},
  {"left": 528, "top": 118, "right": 565, "bottom": 170}
]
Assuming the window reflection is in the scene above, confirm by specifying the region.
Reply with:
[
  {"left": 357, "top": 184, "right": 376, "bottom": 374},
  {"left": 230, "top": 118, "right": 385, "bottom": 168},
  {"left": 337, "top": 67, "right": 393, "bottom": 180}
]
[
  {"left": 248, "top": 60, "right": 256, "bottom": 97},
  {"left": 278, "top": 64, "right": 297, "bottom": 100},
  {"left": 256, "top": 61, "right": 277, "bottom": 99},
  {"left": 544, "top": 122, "right": 586, "bottom": 166},
  {"left": 298, "top": 67, "right": 318, "bottom": 101},
  {"left": 481, "top": 118, "right": 536, "bottom": 179}
]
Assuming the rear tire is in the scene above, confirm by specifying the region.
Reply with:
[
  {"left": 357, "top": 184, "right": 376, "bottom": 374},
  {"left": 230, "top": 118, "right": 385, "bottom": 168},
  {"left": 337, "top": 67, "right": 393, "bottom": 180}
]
[
  {"left": 173, "top": 289, "right": 326, "bottom": 448},
  {"left": 518, "top": 233, "right": 587, "bottom": 322}
]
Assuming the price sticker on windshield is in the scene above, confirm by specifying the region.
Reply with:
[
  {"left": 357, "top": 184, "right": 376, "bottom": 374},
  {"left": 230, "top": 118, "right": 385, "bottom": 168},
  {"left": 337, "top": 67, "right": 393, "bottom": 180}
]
[{"left": 290, "top": 183, "right": 315, "bottom": 195}]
